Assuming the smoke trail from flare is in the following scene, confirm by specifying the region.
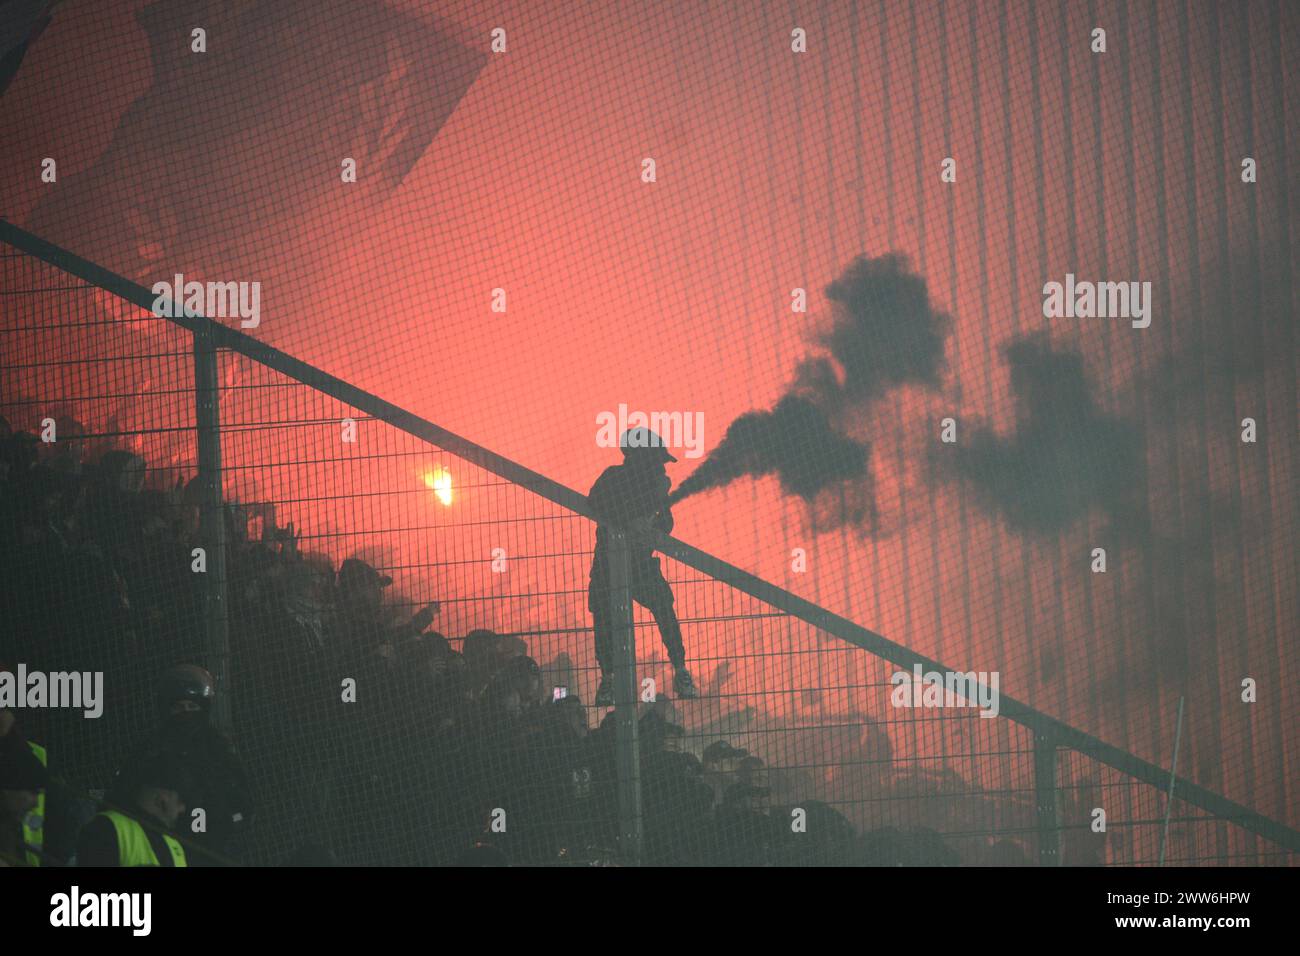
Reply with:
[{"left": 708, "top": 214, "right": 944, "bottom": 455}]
[
  {"left": 668, "top": 393, "right": 869, "bottom": 506},
  {"left": 669, "top": 254, "right": 951, "bottom": 528}
]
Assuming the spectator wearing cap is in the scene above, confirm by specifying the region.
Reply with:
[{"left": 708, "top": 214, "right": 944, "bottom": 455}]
[
  {"left": 337, "top": 557, "right": 392, "bottom": 623},
  {"left": 332, "top": 558, "right": 400, "bottom": 700},
  {"left": 336, "top": 557, "right": 441, "bottom": 664},
  {"left": 702, "top": 740, "right": 750, "bottom": 806}
]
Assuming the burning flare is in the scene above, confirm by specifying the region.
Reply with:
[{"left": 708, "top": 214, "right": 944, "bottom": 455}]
[{"left": 423, "top": 468, "right": 453, "bottom": 506}]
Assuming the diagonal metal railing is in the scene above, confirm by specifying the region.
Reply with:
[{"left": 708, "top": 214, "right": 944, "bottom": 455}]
[{"left": 3, "top": 218, "right": 1297, "bottom": 866}]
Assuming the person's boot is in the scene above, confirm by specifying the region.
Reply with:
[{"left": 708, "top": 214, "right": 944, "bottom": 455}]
[
  {"left": 594, "top": 674, "right": 615, "bottom": 707},
  {"left": 673, "top": 667, "right": 699, "bottom": 699}
]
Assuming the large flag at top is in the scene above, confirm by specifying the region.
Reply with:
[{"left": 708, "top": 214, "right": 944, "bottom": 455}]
[{"left": 25, "top": 0, "right": 486, "bottom": 290}]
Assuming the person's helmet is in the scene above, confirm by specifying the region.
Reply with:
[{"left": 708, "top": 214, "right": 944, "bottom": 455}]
[
  {"left": 156, "top": 664, "right": 216, "bottom": 716},
  {"left": 619, "top": 428, "right": 677, "bottom": 463}
]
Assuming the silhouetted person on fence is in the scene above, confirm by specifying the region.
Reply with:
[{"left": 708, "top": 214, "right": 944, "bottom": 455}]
[{"left": 587, "top": 428, "right": 697, "bottom": 706}]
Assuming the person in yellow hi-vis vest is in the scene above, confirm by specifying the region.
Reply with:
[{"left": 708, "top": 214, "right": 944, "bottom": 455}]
[
  {"left": 22, "top": 739, "right": 46, "bottom": 865},
  {"left": 76, "top": 751, "right": 190, "bottom": 867},
  {"left": 2, "top": 663, "right": 91, "bottom": 866},
  {"left": 0, "top": 733, "right": 48, "bottom": 866}
]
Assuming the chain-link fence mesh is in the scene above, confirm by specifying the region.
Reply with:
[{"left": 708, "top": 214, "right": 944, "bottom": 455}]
[{"left": 2, "top": 231, "right": 1297, "bottom": 866}]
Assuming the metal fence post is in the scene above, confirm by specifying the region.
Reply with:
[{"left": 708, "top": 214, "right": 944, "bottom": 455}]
[
  {"left": 605, "top": 529, "right": 643, "bottom": 864},
  {"left": 193, "top": 326, "right": 232, "bottom": 732},
  {"left": 1034, "top": 729, "right": 1061, "bottom": 866}
]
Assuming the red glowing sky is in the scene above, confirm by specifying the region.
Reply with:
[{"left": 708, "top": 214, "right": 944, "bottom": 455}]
[{"left": 2, "top": 0, "right": 1296, "bottom": 827}]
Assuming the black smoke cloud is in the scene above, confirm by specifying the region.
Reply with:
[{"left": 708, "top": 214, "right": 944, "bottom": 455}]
[
  {"left": 946, "top": 334, "right": 1146, "bottom": 535},
  {"left": 670, "top": 254, "right": 951, "bottom": 529},
  {"left": 670, "top": 392, "right": 869, "bottom": 504},
  {"left": 820, "top": 253, "right": 951, "bottom": 404}
]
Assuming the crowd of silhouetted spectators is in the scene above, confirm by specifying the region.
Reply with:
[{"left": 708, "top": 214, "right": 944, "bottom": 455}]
[{"left": 1, "top": 417, "right": 973, "bottom": 866}]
